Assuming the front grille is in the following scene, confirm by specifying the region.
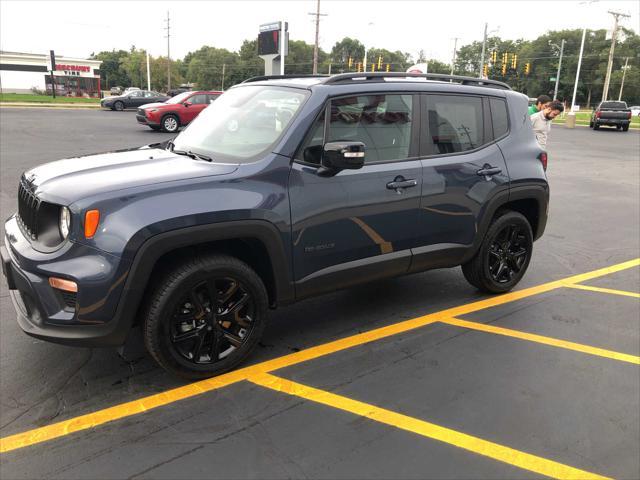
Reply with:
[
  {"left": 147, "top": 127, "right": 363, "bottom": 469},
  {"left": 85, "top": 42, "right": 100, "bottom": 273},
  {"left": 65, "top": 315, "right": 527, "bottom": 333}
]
[{"left": 17, "top": 178, "right": 41, "bottom": 240}]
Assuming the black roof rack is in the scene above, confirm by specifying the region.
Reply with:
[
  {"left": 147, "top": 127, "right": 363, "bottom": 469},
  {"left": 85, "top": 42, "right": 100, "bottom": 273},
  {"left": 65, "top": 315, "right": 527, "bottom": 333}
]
[
  {"left": 242, "top": 74, "right": 330, "bottom": 83},
  {"left": 321, "top": 72, "right": 511, "bottom": 90}
]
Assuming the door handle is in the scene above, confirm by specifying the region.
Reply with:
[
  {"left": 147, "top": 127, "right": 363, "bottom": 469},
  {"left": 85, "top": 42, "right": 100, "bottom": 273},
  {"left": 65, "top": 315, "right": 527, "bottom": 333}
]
[
  {"left": 476, "top": 165, "right": 502, "bottom": 177},
  {"left": 386, "top": 178, "right": 418, "bottom": 191}
]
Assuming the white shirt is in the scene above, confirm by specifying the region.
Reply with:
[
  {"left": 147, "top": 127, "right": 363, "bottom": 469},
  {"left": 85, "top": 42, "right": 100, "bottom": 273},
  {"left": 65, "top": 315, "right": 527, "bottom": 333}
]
[{"left": 530, "top": 110, "right": 552, "bottom": 150}]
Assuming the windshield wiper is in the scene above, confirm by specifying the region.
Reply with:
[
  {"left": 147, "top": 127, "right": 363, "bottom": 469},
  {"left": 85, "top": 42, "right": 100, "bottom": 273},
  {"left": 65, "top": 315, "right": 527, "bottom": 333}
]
[{"left": 172, "top": 149, "right": 213, "bottom": 162}]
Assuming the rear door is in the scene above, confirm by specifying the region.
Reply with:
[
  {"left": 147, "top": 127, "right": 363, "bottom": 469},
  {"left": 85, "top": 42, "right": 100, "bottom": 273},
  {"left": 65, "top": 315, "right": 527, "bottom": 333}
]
[
  {"left": 411, "top": 93, "right": 509, "bottom": 271},
  {"left": 289, "top": 92, "right": 423, "bottom": 298}
]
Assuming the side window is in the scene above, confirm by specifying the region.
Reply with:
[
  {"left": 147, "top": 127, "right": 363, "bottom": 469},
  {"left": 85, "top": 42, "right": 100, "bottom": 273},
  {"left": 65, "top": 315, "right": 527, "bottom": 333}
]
[
  {"left": 296, "top": 110, "right": 326, "bottom": 165},
  {"left": 490, "top": 98, "right": 509, "bottom": 139},
  {"left": 143, "top": 91, "right": 156, "bottom": 98},
  {"left": 426, "top": 95, "right": 483, "bottom": 154},
  {"left": 129, "top": 90, "right": 142, "bottom": 97},
  {"left": 188, "top": 94, "right": 208, "bottom": 104},
  {"left": 207, "top": 94, "right": 220, "bottom": 104},
  {"left": 327, "top": 94, "right": 413, "bottom": 162}
]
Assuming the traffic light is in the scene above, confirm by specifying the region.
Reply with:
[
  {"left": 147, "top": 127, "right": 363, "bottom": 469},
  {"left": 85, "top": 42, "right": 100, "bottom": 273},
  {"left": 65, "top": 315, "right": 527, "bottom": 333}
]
[
  {"left": 386, "top": 63, "right": 390, "bottom": 72},
  {"left": 491, "top": 51, "right": 497, "bottom": 63},
  {"left": 501, "top": 63, "right": 507, "bottom": 76},
  {"left": 502, "top": 52, "right": 508, "bottom": 65},
  {"left": 511, "top": 54, "right": 518, "bottom": 69},
  {"left": 356, "top": 62, "right": 362, "bottom": 72},
  {"left": 524, "top": 62, "right": 530, "bottom": 75},
  {"left": 371, "top": 63, "right": 376, "bottom": 72},
  {"left": 348, "top": 57, "right": 353, "bottom": 69},
  {"left": 483, "top": 64, "right": 488, "bottom": 78},
  {"left": 377, "top": 55, "right": 382, "bottom": 70}
]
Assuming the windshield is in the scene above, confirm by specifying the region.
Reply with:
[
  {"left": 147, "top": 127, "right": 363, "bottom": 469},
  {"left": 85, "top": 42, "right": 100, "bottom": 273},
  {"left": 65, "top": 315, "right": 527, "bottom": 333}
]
[
  {"left": 172, "top": 86, "right": 309, "bottom": 163},
  {"left": 167, "top": 91, "right": 192, "bottom": 104}
]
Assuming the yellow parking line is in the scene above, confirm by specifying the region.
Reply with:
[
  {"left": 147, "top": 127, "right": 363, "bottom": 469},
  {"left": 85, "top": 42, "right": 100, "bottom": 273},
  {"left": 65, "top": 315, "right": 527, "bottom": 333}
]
[
  {"left": 441, "top": 317, "right": 640, "bottom": 365},
  {"left": 1, "top": 257, "right": 638, "bottom": 454},
  {"left": 563, "top": 283, "right": 640, "bottom": 299},
  {"left": 249, "top": 373, "right": 611, "bottom": 480}
]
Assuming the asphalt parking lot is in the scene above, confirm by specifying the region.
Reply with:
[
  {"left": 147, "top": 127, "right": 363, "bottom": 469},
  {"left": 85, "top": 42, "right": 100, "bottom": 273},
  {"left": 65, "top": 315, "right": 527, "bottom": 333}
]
[{"left": 0, "top": 108, "right": 639, "bottom": 479}]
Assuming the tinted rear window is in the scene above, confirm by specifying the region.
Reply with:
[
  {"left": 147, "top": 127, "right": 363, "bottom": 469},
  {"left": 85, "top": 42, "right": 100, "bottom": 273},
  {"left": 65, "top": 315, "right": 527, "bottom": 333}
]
[
  {"left": 490, "top": 98, "right": 509, "bottom": 139},
  {"left": 600, "top": 102, "right": 627, "bottom": 109}
]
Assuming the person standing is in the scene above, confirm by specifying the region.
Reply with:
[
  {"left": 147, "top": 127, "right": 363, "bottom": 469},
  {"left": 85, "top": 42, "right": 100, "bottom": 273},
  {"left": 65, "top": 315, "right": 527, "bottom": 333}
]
[
  {"left": 530, "top": 100, "right": 564, "bottom": 150},
  {"left": 528, "top": 95, "right": 552, "bottom": 115}
]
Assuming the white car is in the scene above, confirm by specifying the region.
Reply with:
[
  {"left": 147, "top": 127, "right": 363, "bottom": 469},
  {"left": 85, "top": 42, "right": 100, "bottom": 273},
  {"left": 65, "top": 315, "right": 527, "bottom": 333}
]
[
  {"left": 630, "top": 106, "right": 640, "bottom": 117},
  {"left": 123, "top": 87, "right": 141, "bottom": 95}
]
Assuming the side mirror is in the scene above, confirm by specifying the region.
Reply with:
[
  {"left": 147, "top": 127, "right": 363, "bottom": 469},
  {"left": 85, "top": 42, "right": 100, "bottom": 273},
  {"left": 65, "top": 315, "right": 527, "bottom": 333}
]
[
  {"left": 318, "top": 141, "right": 365, "bottom": 177},
  {"left": 184, "top": 101, "right": 192, "bottom": 107}
]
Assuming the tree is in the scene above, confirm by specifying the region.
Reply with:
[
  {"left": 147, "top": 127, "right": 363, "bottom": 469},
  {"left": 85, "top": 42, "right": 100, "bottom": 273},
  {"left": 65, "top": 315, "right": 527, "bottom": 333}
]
[
  {"left": 330, "top": 37, "right": 365, "bottom": 72},
  {"left": 91, "top": 49, "right": 132, "bottom": 88}
]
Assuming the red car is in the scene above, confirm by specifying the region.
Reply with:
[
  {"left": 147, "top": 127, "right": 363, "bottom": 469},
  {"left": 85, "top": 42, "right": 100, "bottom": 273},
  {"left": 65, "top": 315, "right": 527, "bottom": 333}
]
[{"left": 136, "top": 90, "right": 222, "bottom": 133}]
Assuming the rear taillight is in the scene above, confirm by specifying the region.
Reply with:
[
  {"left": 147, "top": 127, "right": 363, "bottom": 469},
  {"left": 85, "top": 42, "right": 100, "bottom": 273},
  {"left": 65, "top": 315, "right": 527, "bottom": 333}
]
[
  {"left": 538, "top": 152, "right": 548, "bottom": 171},
  {"left": 628, "top": 111, "right": 632, "bottom": 119},
  {"left": 596, "top": 111, "right": 601, "bottom": 118}
]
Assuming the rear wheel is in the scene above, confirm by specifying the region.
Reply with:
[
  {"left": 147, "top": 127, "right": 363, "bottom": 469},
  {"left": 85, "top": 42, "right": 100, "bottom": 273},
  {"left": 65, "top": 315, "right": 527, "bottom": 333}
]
[
  {"left": 622, "top": 124, "right": 629, "bottom": 132},
  {"left": 462, "top": 211, "right": 533, "bottom": 293},
  {"left": 161, "top": 114, "right": 180, "bottom": 133},
  {"left": 589, "top": 120, "right": 594, "bottom": 128},
  {"left": 143, "top": 254, "right": 268, "bottom": 379},
  {"left": 593, "top": 122, "right": 600, "bottom": 130}
]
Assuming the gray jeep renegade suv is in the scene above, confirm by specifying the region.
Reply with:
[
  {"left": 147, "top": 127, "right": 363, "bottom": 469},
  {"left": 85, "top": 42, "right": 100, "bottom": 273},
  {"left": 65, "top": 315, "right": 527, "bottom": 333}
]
[{"left": 1, "top": 73, "right": 549, "bottom": 378}]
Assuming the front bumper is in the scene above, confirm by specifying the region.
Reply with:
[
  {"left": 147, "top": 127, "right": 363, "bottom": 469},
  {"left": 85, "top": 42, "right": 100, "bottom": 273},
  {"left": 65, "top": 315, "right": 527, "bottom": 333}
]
[{"left": 1, "top": 216, "right": 133, "bottom": 347}]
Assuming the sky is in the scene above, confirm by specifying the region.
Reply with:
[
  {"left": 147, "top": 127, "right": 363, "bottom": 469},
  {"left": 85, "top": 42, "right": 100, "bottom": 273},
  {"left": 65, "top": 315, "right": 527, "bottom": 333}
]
[{"left": 1, "top": 0, "right": 638, "bottom": 65}]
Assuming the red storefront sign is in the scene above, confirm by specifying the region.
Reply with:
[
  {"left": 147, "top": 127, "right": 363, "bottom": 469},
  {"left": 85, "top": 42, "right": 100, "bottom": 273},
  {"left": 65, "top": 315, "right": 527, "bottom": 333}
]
[{"left": 55, "top": 64, "right": 91, "bottom": 72}]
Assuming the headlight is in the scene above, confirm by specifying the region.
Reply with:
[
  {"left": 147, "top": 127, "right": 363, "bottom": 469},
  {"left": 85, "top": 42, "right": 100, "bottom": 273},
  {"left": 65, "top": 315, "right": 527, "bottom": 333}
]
[{"left": 59, "top": 206, "right": 71, "bottom": 239}]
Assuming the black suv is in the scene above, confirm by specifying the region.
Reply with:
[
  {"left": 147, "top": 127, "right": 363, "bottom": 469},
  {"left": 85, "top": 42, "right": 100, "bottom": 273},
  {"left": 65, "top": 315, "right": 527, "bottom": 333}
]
[{"left": 1, "top": 73, "right": 549, "bottom": 378}]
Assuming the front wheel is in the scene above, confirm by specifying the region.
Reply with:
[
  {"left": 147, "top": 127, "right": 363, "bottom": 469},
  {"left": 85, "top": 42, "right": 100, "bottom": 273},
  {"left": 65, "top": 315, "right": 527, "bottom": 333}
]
[
  {"left": 462, "top": 211, "right": 533, "bottom": 293},
  {"left": 161, "top": 114, "right": 180, "bottom": 133},
  {"left": 143, "top": 254, "right": 268, "bottom": 379},
  {"left": 113, "top": 101, "right": 124, "bottom": 111}
]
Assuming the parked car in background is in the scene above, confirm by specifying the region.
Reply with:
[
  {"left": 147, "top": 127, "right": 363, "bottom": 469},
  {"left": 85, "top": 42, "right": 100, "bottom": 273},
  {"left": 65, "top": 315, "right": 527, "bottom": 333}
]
[
  {"left": 630, "top": 105, "right": 640, "bottom": 117},
  {"left": 110, "top": 86, "right": 123, "bottom": 96},
  {"left": 123, "top": 87, "right": 141, "bottom": 95},
  {"left": 590, "top": 101, "right": 632, "bottom": 131},
  {"left": 167, "top": 88, "right": 191, "bottom": 97},
  {"left": 136, "top": 90, "right": 222, "bottom": 132},
  {"left": 101, "top": 90, "right": 170, "bottom": 111}
]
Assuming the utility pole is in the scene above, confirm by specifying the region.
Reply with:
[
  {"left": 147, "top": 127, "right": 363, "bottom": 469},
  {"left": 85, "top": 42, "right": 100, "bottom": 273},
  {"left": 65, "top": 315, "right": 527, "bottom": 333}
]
[
  {"left": 602, "top": 10, "right": 630, "bottom": 102},
  {"left": 308, "top": 0, "right": 327, "bottom": 74},
  {"left": 450, "top": 37, "right": 459, "bottom": 76},
  {"left": 618, "top": 56, "right": 629, "bottom": 101},
  {"left": 221, "top": 63, "right": 226, "bottom": 91},
  {"left": 164, "top": 11, "right": 171, "bottom": 91},
  {"left": 146, "top": 51, "right": 151, "bottom": 91},
  {"left": 553, "top": 39, "right": 565, "bottom": 100},
  {"left": 479, "top": 23, "right": 488, "bottom": 78}
]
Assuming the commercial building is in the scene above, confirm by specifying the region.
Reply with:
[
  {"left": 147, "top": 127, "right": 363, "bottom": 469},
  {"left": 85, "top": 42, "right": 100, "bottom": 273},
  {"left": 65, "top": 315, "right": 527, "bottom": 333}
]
[{"left": 0, "top": 51, "right": 102, "bottom": 97}]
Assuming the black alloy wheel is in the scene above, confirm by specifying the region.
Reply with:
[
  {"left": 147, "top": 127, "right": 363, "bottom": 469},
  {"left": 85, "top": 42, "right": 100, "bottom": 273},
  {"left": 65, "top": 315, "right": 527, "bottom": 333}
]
[
  {"left": 487, "top": 224, "right": 530, "bottom": 284},
  {"left": 462, "top": 211, "right": 533, "bottom": 293},
  {"left": 144, "top": 255, "right": 268, "bottom": 378},
  {"left": 169, "top": 277, "right": 255, "bottom": 365},
  {"left": 114, "top": 101, "right": 124, "bottom": 111}
]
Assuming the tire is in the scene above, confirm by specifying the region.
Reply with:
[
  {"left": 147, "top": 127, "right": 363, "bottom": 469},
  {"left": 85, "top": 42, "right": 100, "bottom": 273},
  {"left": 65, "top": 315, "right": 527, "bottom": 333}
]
[
  {"left": 113, "top": 101, "right": 124, "bottom": 111},
  {"left": 143, "top": 254, "right": 268, "bottom": 379},
  {"left": 589, "top": 120, "right": 594, "bottom": 128},
  {"left": 593, "top": 122, "right": 600, "bottom": 130},
  {"left": 462, "top": 211, "right": 533, "bottom": 294},
  {"left": 622, "top": 125, "right": 629, "bottom": 132},
  {"left": 161, "top": 114, "right": 180, "bottom": 133}
]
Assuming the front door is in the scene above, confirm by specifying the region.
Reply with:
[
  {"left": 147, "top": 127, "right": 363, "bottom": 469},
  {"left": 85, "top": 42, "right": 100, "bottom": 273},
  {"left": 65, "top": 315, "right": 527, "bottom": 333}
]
[
  {"left": 289, "top": 93, "right": 423, "bottom": 299},
  {"left": 183, "top": 94, "right": 209, "bottom": 123},
  {"left": 411, "top": 93, "right": 510, "bottom": 271}
]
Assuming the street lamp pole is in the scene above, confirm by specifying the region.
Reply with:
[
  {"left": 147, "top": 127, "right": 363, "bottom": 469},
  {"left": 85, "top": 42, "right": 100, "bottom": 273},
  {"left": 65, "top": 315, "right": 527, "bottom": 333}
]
[
  {"left": 479, "top": 22, "right": 488, "bottom": 78},
  {"left": 553, "top": 39, "right": 565, "bottom": 100},
  {"left": 570, "top": 27, "right": 587, "bottom": 112}
]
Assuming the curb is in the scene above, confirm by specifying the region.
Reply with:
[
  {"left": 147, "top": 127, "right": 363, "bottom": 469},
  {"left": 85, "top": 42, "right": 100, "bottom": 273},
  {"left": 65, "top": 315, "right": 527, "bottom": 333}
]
[{"left": 0, "top": 102, "right": 101, "bottom": 109}]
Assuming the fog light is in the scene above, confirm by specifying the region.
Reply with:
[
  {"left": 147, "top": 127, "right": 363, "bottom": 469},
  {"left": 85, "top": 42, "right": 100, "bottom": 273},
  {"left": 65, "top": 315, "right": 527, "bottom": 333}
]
[{"left": 49, "top": 277, "right": 78, "bottom": 293}]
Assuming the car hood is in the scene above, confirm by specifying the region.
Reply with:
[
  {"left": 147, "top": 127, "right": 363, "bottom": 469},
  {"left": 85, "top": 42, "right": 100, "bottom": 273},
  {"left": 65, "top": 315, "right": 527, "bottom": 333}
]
[
  {"left": 101, "top": 96, "right": 118, "bottom": 102},
  {"left": 139, "top": 102, "right": 167, "bottom": 109},
  {"left": 25, "top": 147, "right": 238, "bottom": 205}
]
